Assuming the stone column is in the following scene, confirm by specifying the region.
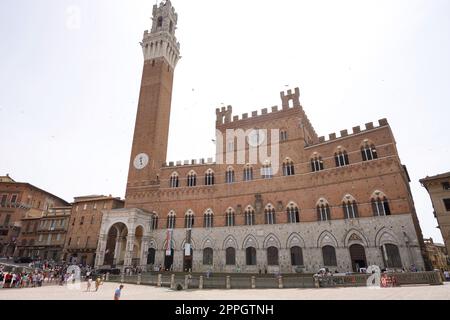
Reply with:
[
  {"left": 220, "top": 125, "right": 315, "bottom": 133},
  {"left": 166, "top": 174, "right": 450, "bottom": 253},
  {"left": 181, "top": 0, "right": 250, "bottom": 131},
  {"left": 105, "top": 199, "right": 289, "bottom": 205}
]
[
  {"left": 140, "top": 236, "right": 150, "bottom": 268},
  {"left": 95, "top": 234, "right": 107, "bottom": 268},
  {"left": 113, "top": 237, "right": 122, "bottom": 265},
  {"left": 124, "top": 233, "right": 135, "bottom": 267}
]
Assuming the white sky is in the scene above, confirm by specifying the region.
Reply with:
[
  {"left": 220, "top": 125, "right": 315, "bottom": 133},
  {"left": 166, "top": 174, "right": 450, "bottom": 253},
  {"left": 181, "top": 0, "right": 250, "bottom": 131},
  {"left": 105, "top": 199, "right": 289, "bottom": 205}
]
[{"left": 0, "top": 0, "right": 449, "bottom": 243}]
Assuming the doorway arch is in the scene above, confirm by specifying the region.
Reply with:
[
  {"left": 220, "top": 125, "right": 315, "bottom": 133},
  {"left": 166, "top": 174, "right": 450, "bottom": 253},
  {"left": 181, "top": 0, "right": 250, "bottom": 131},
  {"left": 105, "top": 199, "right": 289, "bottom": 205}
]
[
  {"left": 104, "top": 222, "right": 128, "bottom": 266},
  {"left": 349, "top": 244, "right": 367, "bottom": 272}
]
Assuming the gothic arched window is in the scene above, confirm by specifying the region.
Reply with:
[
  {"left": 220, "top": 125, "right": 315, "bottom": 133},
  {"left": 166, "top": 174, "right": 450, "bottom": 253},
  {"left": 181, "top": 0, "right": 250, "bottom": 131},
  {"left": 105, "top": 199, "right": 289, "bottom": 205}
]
[
  {"left": 157, "top": 16, "right": 163, "bottom": 28},
  {"left": 226, "top": 247, "right": 236, "bottom": 265},
  {"left": 203, "top": 209, "right": 214, "bottom": 228},
  {"left": 246, "top": 247, "right": 257, "bottom": 265},
  {"left": 167, "top": 211, "right": 176, "bottom": 229},
  {"left": 290, "top": 246, "right": 304, "bottom": 266},
  {"left": 382, "top": 244, "right": 402, "bottom": 268},
  {"left": 311, "top": 155, "right": 324, "bottom": 172},
  {"left": 361, "top": 141, "right": 378, "bottom": 161},
  {"left": 243, "top": 165, "right": 254, "bottom": 181},
  {"left": 267, "top": 247, "right": 279, "bottom": 266},
  {"left": 261, "top": 161, "right": 273, "bottom": 179},
  {"left": 335, "top": 149, "right": 349, "bottom": 167},
  {"left": 322, "top": 245, "right": 337, "bottom": 266},
  {"left": 317, "top": 199, "right": 331, "bottom": 221},
  {"left": 184, "top": 210, "right": 195, "bottom": 229},
  {"left": 151, "top": 215, "right": 159, "bottom": 230},
  {"left": 187, "top": 171, "right": 197, "bottom": 187},
  {"left": 265, "top": 204, "right": 276, "bottom": 225},
  {"left": 226, "top": 167, "right": 235, "bottom": 184},
  {"left": 245, "top": 206, "right": 255, "bottom": 226},
  {"left": 147, "top": 248, "right": 156, "bottom": 265},
  {"left": 342, "top": 196, "right": 359, "bottom": 219},
  {"left": 286, "top": 203, "right": 300, "bottom": 223},
  {"left": 170, "top": 172, "right": 179, "bottom": 188},
  {"left": 283, "top": 158, "right": 295, "bottom": 176},
  {"left": 225, "top": 208, "right": 235, "bottom": 227},
  {"left": 203, "top": 248, "right": 213, "bottom": 265},
  {"left": 371, "top": 192, "right": 391, "bottom": 216},
  {"left": 205, "top": 169, "right": 215, "bottom": 186}
]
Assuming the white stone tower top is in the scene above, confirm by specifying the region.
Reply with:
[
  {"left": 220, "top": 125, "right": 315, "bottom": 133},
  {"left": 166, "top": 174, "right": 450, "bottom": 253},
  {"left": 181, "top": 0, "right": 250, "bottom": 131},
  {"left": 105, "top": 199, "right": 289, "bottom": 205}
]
[{"left": 141, "top": 0, "right": 181, "bottom": 69}]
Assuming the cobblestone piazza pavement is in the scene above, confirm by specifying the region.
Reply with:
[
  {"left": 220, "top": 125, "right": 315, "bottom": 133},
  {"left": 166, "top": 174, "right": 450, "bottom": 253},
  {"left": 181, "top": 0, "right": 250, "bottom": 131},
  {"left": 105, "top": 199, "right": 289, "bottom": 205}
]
[{"left": 0, "top": 282, "right": 449, "bottom": 300}]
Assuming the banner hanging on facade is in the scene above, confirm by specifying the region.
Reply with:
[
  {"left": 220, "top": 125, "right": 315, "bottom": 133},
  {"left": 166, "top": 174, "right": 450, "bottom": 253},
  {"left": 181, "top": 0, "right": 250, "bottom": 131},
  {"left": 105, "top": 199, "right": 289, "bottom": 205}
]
[{"left": 165, "top": 229, "right": 173, "bottom": 256}]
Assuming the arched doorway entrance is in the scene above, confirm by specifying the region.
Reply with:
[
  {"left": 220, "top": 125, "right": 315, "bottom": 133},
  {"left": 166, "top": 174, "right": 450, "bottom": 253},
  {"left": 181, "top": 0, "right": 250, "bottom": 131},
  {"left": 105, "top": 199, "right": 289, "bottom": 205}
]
[
  {"left": 164, "top": 249, "right": 174, "bottom": 271},
  {"left": 349, "top": 244, "right": 367, "bottom": 272},
  {"left": 104, "top": 222, "right": 128, "bottom": 266}
]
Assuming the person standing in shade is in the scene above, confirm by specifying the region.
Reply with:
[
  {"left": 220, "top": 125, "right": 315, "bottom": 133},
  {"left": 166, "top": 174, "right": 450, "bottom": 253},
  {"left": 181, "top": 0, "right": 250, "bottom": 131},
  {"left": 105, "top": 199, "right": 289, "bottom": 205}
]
[{"left": 114, "top": 285, "right": 124, "bottom": 300}]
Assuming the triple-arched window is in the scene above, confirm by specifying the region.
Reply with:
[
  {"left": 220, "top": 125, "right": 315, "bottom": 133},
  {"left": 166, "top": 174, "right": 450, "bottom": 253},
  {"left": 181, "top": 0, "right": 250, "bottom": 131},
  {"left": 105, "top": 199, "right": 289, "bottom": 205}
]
[
  {"left": 225, "top": 208, "right": 235, "bottom": 227},
  {"left": 243, "top": 165, "right": 254, "bottom": 181},
  {"left": 371, "top": 191, "right": 391, "bottom": 216},
  {"left": 187, "top": 171, "right": 197, "bottom": 187},
  {"left": 283, "top": 158, "right": 295, "bottom": 176},
  {"left": 287, "top": 202, "right": 300, "bottom": 223},
  {"left": 244, "top": 206, "right": 255, "bottom": 226},
  {"left": 335, "top": 149, "right": 349, "bottom": 167},
  {"left": 311, "top": 155, "right": 324, "bottom": 172},
  {"left": 167, "top": 211, "right": 176, "bottom": 229},
  {"left": 226, "top": 167, "right": 235, "bottom": 184},
  {"left": 203, "top": 209, "right": 214, "bottom": 228},
  {"left": 317, "top": 199, "right": 331, "bottom": 221},
  {"left": 184, "top": 210, "right": 195, "bottom": 229},
  {"left": 342, "top": 195, "right": 359, "bottom": 219},
  {"left": 265, "top": 204, "right": 276, "bottom": 225},
  {"left": 170, "top": 172, "right": 179, "bottom": 188},
  {"left": 205, "top": 169, "right": 215, "bottom": 186},
  {"left": 261, "top": 161, "right": 273, "bottom": 179},
  {"left": 361, "top": 141, "right": 378, "bottom": 161}
]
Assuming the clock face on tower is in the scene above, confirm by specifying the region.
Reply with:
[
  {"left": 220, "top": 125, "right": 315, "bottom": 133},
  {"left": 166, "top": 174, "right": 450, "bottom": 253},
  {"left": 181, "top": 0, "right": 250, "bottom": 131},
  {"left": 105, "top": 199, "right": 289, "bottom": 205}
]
[{"left": 133, "top": 153, "right": 150, "bottom": 170}]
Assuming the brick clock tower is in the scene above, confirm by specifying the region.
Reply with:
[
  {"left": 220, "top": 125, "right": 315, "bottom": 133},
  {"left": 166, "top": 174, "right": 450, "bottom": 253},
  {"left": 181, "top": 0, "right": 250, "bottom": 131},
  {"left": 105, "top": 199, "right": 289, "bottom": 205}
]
[{"left": 126, "top": 0, "right": 180, "bottom": 205}]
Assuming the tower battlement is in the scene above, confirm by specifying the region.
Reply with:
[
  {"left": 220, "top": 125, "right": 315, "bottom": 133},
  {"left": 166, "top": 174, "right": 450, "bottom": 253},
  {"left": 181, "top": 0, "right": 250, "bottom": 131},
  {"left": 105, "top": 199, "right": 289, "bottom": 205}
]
[
  {"left": 215, "top": 87, "right": 303, "bottom": 126},
  {"left": 141, "top": 0, "right": 180, "bottom": 69},
  {"left": 310, "top": 118, "right": 390, "bottom": 146}
]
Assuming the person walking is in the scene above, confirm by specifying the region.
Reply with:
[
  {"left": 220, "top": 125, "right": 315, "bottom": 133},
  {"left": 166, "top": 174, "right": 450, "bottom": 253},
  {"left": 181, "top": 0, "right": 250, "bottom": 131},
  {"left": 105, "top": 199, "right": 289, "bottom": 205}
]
[
  {"left": 95, "top": 277, "right": 102, "bottom": 292},
  {"left": 114, "top": 285, "right": 124, "bottom": 301},
  {"left": 86, "top": 276, "right": 92, "bottom": 292}
]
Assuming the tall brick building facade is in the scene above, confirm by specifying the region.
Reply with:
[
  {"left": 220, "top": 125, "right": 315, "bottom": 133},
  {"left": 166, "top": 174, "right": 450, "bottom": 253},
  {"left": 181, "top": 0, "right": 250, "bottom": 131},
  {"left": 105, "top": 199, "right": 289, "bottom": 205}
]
[
  {"left": 64, "top": 195, "right": 124, "bottom": 266},
  {"left": 0, "top": 175, "right": 69, "bottom": 258},
  {"left": 95, "top": 0, "right": 428, "bottom": 273}
]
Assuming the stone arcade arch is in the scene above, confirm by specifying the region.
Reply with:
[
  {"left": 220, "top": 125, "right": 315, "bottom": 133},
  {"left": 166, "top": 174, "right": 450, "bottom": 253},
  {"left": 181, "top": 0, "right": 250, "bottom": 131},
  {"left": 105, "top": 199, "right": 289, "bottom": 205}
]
[{"left": 104, "top": 222, "right": 128, "bottom": 266}]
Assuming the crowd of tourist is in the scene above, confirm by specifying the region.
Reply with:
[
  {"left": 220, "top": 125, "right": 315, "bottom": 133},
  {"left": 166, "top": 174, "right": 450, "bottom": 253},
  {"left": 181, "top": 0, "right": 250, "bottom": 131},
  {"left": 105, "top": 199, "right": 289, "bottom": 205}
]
[{"left": 0, "top": 261, "right": 106, "bottom": 290}]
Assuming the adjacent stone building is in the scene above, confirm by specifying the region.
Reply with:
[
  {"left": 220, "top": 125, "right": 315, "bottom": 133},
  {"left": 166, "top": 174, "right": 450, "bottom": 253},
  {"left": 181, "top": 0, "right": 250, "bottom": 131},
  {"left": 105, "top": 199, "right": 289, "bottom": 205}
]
[
  {"left": 0, "top": 175, "right": 69, "bottom": 258},
  {"left": 36, "top": 206, "right": 72, "bottom": 261},
  {"left": 95, "top": 1, "right": 428, "bottom": 273},
  {"left": 423, "top": 237, "right": 449, "bottom": 271},
  {"left": 64, "top": 195, "right": 124, "bottom": 266},
  {"left": 420, "top": 172, "right": 450, "bottom": 257}
]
